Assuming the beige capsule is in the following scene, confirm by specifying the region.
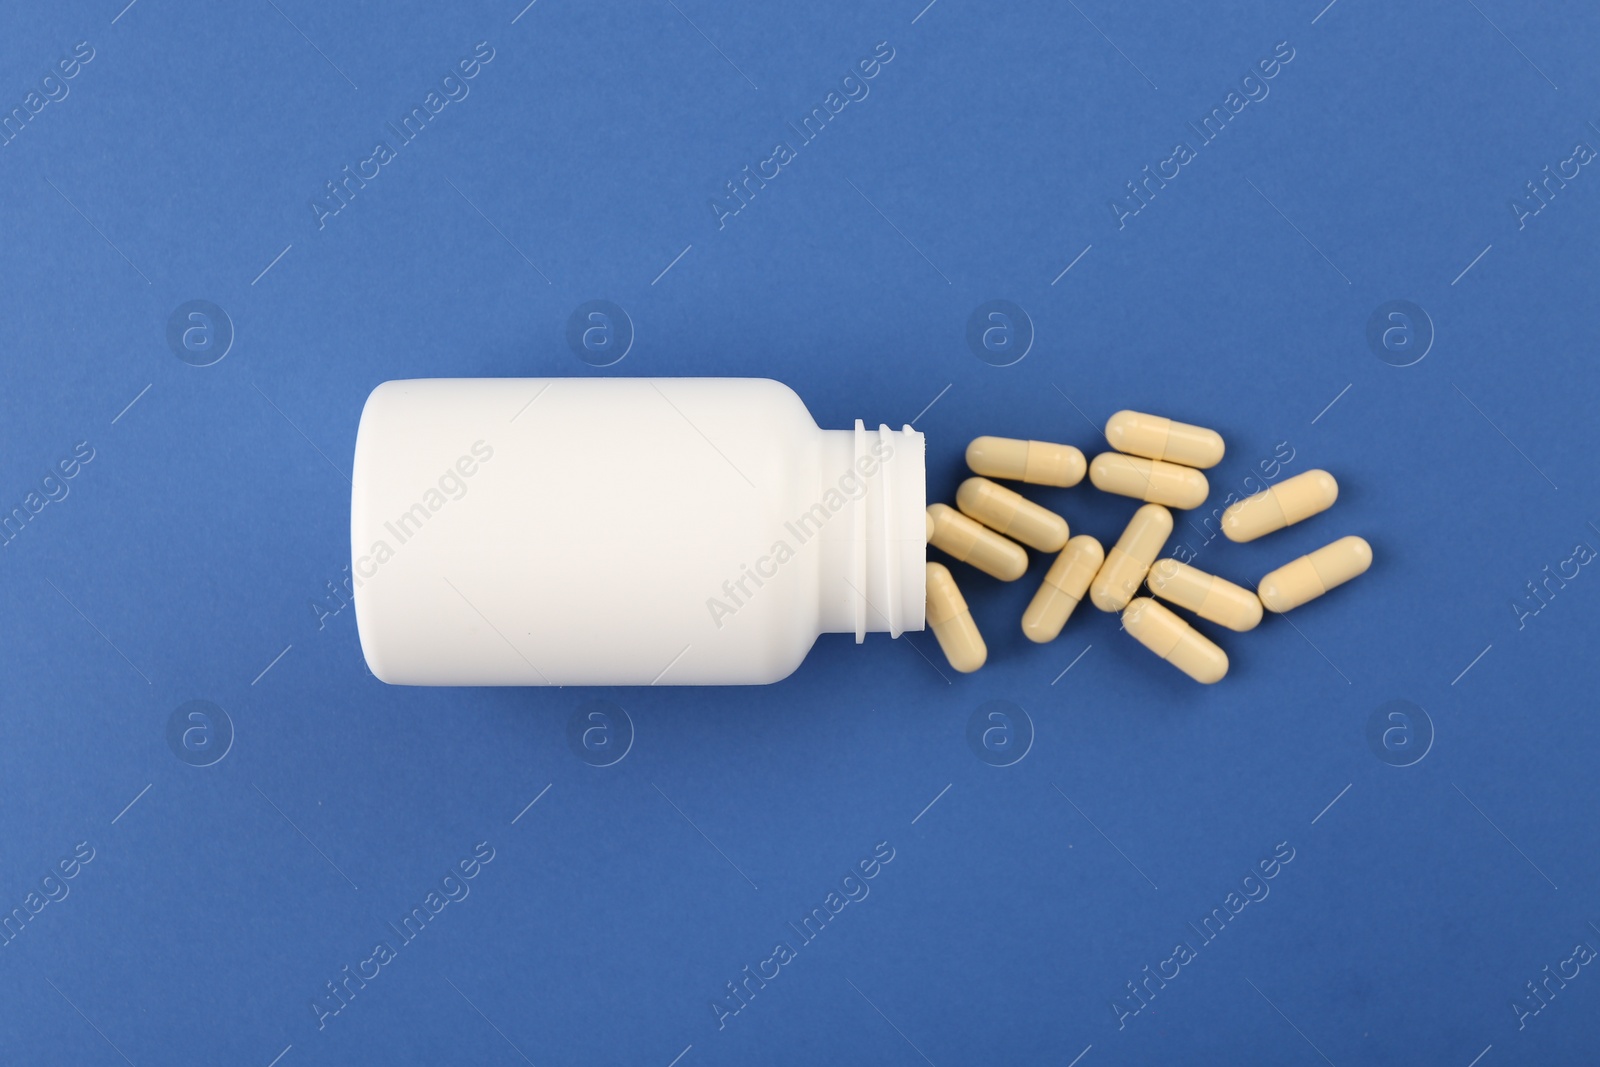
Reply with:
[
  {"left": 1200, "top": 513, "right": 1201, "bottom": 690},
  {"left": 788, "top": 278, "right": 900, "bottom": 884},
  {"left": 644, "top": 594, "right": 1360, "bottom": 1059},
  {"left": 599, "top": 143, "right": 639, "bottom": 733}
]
[
  {"left": 1221, "top": 469, "right": 1339, "bottom": 543},
  {"left": 1147, "top": 559, "right": 1263, "bottom": 632},
  {"left": 966, "top": 436, "right": 1087, "bottom": 488},
  {"left": 1089, "top": 504, "right": 1173, "bottom": 612},
  {"left": 1122, "top": 597, "right": 1228, "bottom": 684},
  {"left": 1021, "top": 535, "right": 1104, "bottom": 644},
  {"left": 1258, "top": 536, "right": 1373, "bottom": 613},
  {"left": 1104, "top": 410, "right": 1225, "bottom": 469},
  {"left": 926, "top": 503, "right": 1028, "bottom": 582},
  {"left": 926, "top": 562, "right": 986, "bottom": 673},
  {"left": 956, "top": 477, "right": 1069, "bottom": 553},
  {"left": 1089, "top": 452, "right": 1209, "bottom": 510}
]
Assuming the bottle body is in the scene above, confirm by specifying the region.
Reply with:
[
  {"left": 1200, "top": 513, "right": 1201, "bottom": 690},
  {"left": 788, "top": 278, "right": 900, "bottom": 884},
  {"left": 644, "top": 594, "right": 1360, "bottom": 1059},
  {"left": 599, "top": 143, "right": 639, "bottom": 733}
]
[{"left": 350, "top": 378, "right": 925, "bottom": 685}]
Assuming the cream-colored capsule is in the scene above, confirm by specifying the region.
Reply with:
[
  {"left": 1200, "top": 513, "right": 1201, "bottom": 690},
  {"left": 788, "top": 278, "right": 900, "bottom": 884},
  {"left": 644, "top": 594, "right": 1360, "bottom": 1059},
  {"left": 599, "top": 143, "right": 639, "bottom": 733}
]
[
  {"left": 1021, "top": 535, "right": 1104, "bottom": 643},
  {"left": 1146, "top": 559, "right": 1263, "bottom": 632},
  {"left": 1221, "top": 469, "right": 1339, "bottom": 543},
  {"left": 926, "top": 503, "right": 1028, "bottom": 582},
  {"left": 1089, "top": 504, "right": 1173, "bottom": 612},
  {"left": 956, "top": 477, "right": 1069, "bottom": 553},
  {"left": 1089, "top": 453, "right": 1209, "bottom": 510},
  {"left": 1104, "top": 410, "right": 1225, "bottom": 469},
  {"left": 926, "top": 562, "right": 986, "bottom": 673},
  {"left": 1122, "top": 597, "right": 1228, "bottom": 684},
  {"left": 1258, "top": 536, "right": 1372, "bottom": 613},
  {"left": 966, "top": 436, "right": 1087, "bottom": 488}
]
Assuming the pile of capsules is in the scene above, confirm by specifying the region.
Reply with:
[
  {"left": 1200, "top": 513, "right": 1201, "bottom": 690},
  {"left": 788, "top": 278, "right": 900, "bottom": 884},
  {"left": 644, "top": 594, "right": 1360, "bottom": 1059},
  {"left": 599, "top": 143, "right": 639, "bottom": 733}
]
[{"left": 923, "top": 410, "right": 1372, "bottom": 683}]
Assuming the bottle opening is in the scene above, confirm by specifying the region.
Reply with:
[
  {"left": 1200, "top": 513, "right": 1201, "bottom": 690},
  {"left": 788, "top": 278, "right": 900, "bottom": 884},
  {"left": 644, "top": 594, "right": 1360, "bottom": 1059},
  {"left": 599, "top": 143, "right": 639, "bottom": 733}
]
[{"left": 817, "top": 421, "right": 926, "bottom": 641}]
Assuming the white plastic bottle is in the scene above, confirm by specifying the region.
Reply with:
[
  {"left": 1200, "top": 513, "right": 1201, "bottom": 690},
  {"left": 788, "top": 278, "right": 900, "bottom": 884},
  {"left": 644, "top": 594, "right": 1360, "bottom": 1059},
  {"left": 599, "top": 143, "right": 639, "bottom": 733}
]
[{"left": 350, "top": 378, "right": 926, "bottom": 685}]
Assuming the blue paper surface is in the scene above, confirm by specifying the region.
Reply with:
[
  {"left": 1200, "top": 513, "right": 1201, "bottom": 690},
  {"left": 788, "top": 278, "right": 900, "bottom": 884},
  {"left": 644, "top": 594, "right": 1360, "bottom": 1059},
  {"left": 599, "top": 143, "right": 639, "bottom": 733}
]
[{"left": 3, "top": 1, "right": 1598, "bottom": 1063}]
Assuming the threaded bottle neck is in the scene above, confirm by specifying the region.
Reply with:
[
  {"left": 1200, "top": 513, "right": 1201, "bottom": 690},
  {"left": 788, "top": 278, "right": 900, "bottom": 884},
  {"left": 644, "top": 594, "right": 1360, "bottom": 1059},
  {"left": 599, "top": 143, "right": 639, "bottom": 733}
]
[{"left": 815, "top": 421, "right": 926, "bottom": 640}]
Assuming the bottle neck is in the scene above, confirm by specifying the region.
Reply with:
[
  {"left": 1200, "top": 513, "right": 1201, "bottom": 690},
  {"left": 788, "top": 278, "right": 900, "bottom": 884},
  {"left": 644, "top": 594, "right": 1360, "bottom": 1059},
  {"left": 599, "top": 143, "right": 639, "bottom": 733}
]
[{"left": 815, "top": 421, "right": 926, "bottom": 640}]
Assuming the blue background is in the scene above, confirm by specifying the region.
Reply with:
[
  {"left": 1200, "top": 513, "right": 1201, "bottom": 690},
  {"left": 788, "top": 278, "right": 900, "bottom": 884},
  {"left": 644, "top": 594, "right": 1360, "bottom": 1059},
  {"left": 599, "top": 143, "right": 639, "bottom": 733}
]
[{"left": 2, "top": 0, "right": 1596, "bottom": 1064}]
